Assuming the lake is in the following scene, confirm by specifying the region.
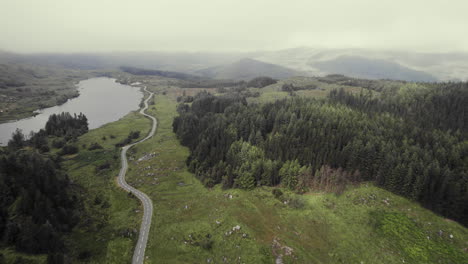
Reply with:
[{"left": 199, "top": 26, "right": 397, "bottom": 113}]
[{"left": 0, "top": 77, "right": 144, "bottom": 145}]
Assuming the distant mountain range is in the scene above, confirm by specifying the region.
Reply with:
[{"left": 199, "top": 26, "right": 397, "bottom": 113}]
[
  {"left": 2, "top": 48, "right": 468, "bottom": 81},
  {"left": 253, "top": 47, "right": 468, "bottom": 81},
  {"left": 311, "top": 56, "right": 437, "bottom": 82}
]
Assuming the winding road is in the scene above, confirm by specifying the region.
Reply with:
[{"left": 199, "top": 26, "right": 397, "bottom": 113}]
[{"left": 117, "top": 86, "right": 156, "bottom": 264}]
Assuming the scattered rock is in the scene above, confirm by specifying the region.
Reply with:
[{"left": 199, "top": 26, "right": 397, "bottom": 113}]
[
  {"left": 272, "top": 237, "right": 294, "bottom": 264},
  {"left": 382, "top": 198, "right": 391, "bottom": 206},
  {"left": 283, "top": 246, "right": 293, "bottom": 256},
  {"left": 138, "top": 152, "right": 158, "bottom": 162}
]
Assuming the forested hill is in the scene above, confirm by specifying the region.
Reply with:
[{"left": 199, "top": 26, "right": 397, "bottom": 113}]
[
  {"left": 120, "top": 66, "right": 202, "bottom": 81},
  {"left": 172, "top": 81, "right": 468, "bottom": 225}
]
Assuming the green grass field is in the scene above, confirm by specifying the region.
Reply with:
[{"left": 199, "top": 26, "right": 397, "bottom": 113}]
[{"left": 62, "top": 111, "right": 151, "bottom": 263}]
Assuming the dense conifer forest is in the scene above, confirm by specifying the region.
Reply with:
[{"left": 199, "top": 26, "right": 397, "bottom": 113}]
[
  {"left": 0, "top": 112, "right": 88, "bottom": 261},
  {"left": 173, "top": 80, "right": 468, "bottom": 225}
]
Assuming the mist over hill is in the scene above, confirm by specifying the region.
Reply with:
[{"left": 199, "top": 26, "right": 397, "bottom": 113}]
[
  {"left": 195, "top": 58, "right": 301, "bottom": 80},
  {"left": 312, "top": 56, "right": 438, "bottom": 82},
  {"left": 3, "top": 48, "right": 468, "bottom": 82},
  {"left": 254, "top": 47, "right": 468, "bottom": 81}
]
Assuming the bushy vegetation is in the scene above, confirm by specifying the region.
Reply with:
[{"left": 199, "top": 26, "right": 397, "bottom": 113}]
[
  {"left": 178, "top": 79, "right": 245, "bottom": 88},
  {"left": 87, "top": 142, "right": 103, "bottom": 151},
  {"left": 247, "top": 76, "right": 277, "bottom": 88},
  {"left": 0, "top": 149, "right": 79, "bottom": 257},
  {"left": 45, "top": 112, "right": 88, "bottom": 139},
  {"left": 0, "top": 112, "right": 91, "bottom": 262},
  {"left": 60, "top": 144, "right": 79, "bottom": 155},
  {"left": 281, "top": 83, "right": 317, "bottom": 92},
  {"left": 120, "top": 66, "right": 200, "bottom": 80},
  {"left": 173, "top": 83, "right": 468, "bottom": 225},
  {"left": 115, "top": 130, "right": 141, "bottom": 147}
]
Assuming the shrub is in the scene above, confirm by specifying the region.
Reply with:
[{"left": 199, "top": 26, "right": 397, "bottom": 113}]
[
  {"left": 272, "top": 189, "right": 283, "bottom": 199},
  {"left": 60, "top": 144, "right": 78, "bottom": 155},
  {"left": 129, "top": 131, "right": 140, "bottom": 139},
  {"left": 96, "top": 162, "right": 111, "bottom": 171},
  {"left": 39, "top": 145, "right": 50, "bottom": 153},
  {"left": 77, "top": 251, "right": 92, "bottom": 260},
  {"left": 288, "top": 196, "right": 305, "bottom": 209},
  {"left": 247, "top": 76, "right": 277, "bottom": 88},
  {"left": 52, "top": 139, "right": 66, "bottom": 149},
  {"left": 115, "top": 131, "right": 141, "bottom": 147},
  {"left": 88, "top": 142, "right": 103, "bottom": 151}
]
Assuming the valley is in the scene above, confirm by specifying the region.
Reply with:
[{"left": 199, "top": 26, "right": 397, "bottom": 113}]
[{"left": 0, "top": 57, "right": 467, "bottom": 264}]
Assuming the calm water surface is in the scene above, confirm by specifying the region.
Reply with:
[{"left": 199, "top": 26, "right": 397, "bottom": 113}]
[{"left": 0, "top": 77, "right": 143, "bottom": 145}]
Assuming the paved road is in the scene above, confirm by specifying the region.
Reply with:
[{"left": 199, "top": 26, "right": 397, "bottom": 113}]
[{"left": 117, "top": 86, "right": 156, "bottom": 264}]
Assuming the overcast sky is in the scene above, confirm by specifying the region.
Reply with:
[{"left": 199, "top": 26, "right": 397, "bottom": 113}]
[{"left": 1, "top": 0, "right": 467, "bottom": 53}]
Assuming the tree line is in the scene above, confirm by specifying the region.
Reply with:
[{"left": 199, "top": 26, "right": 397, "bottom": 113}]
[{"left": 173, "top": 84, "right": 468, "bottom": 226}]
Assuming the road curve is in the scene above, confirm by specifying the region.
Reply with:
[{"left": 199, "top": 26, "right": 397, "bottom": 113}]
[{"left": 117, "top": 86, "right": 156, "bottom": 264}]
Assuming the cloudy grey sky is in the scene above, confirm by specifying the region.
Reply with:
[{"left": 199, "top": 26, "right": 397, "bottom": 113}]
[{"left": 1, "top": 0, "right": 467, "bottom": 53}]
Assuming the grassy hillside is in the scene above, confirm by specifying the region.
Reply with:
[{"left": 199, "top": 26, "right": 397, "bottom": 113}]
[
  {"left": 61, "top": 111, "right": 152, "bottom": 263},
  {"left": 196, "top": 58, "right": 301, "bottom": 80},
  {"left": 119, "top": 83, "right": 467, "bottom": 263},
  {"left": 244, "top": 76, "right": 368, "bottom": 104}
]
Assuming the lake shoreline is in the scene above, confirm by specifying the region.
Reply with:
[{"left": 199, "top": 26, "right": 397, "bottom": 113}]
[{"left": 0, "top": 77, "right": 143, "bottom": 145}]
